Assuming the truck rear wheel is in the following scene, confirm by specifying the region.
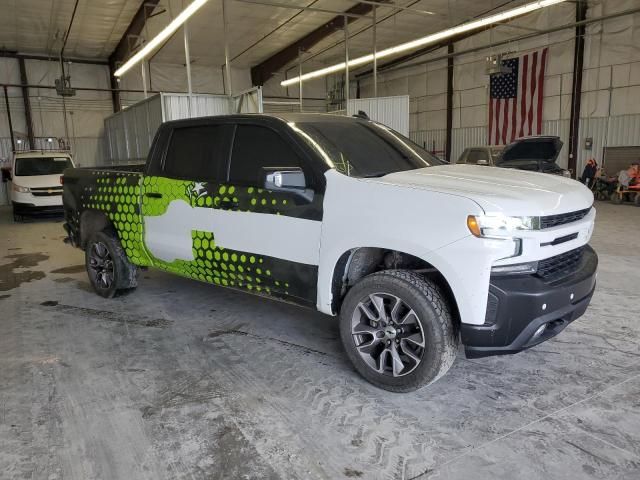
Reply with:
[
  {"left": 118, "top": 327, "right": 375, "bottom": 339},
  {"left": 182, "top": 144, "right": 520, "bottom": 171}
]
[
  {"left": 85, "top": 230, "right": 137, "bottom": 298},
  {"left": 339, "top": 270, "right": 458, "bottom": 392}
]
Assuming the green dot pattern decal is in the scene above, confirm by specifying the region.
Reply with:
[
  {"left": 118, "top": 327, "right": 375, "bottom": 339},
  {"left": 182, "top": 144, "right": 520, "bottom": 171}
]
[
  {"left": 78, "top": 172, "right": 318, "bottom": 303},
  {"left": 81, "top": 172, "right": 151, "bottom": 267},
  {"left": 155, "top": 230, "right": 285, "bottom": 294}
]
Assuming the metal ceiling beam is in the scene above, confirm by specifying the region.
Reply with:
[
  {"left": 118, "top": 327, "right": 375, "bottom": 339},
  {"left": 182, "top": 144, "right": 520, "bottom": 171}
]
[
  {"left": 235, "top": 0, "right": 373, "bottom": 19},
  {"left": 0, "top": 50, "right": 107, "bottom": 65},
  {"left": 250, "top": 1, "right": 386, "bottom": 86},
  {"left": 108, "top": 0, "right": 161, "bottom": 112},
  {"left": 355, "top": 5, "right": 640, "bottom": 77}
]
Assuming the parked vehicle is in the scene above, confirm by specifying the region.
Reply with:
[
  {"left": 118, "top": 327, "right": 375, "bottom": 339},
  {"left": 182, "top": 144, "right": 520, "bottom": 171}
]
[
  {"left": 456, "top": 145, "right": 504, "bottom": 166},
  {"left": 62, "top": 114, "right": 597, "bottom": 392},
  {"left": 5, "top": 150, "right": 74, "bottom": 221},
  {"left": 457, "top": 136, "right": 571, "bottom": 177}
]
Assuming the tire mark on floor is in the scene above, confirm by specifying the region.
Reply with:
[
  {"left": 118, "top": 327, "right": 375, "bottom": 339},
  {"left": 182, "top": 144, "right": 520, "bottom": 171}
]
[{"left": 38, "top": 301, "right": 172, "bottom": 328}]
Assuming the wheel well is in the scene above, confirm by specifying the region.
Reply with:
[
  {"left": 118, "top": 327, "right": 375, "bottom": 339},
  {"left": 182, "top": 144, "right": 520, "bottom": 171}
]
[
  {"left": 330, "top": 248, "right": 461, "bottom": 329},
  {"left": 79, "top": 210, "right": 115, "bottom": 249}
]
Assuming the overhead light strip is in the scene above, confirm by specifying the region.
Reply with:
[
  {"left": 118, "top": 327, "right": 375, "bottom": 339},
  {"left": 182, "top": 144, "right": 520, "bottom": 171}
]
[
  {"left": 281, "top": 0, "right": 567, "bottom": 87},
  {"left": 114, "top": 0, "right": 210, "bottom": 77}
]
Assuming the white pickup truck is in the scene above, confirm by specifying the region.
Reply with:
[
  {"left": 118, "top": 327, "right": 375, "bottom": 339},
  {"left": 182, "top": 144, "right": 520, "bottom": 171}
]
[
  {"left": 6, "top": 150, "right": 74, "bottom": 221},
  {"left": 62, "top": 114, "right": 597, "bottom": 391}
]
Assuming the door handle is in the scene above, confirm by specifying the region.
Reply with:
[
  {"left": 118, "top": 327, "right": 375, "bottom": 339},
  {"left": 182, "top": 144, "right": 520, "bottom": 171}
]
[
  {"left": 145, "top": 192, "right": 162, "bottom": 198},
  {"left": 220, "top": 199, "right": 239, "bottom": 210}
]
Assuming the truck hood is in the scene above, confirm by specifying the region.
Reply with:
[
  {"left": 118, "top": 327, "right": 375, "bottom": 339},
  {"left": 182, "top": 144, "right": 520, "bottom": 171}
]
[
  {"left": 12, "top": 173, "right": 64, "bottom": 189},
  {"left": 374, "top": 165, "right": 593, "bottom": 216}
]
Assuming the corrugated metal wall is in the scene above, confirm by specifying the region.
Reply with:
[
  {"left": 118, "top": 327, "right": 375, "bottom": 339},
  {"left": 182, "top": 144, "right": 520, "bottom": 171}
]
[
  {"left": 162, "top": 93, "right": 231, "bottom": 121},
  {"left": 410, "top": 115, "right": 640, "bottom": 171},
  {"left": 411, "top": 129, "right": 446, "bottom": 157},
  {"left": 578, "top": 114, "right": 640, "bottom": 173},
  {"left": 347, "top": 96, "right": 410, "bottom": 137},
  {"left": 104, "top": 95, "right": 163, "bottom": 165},
  {"left": 104, "top": 93, "right": 230, "bottom": 165}
]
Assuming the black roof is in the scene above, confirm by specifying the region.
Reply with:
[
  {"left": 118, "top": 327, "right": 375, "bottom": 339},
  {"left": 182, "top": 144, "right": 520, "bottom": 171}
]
[{"left": 162, "top": 112, "right": 365, "bottom": 129}]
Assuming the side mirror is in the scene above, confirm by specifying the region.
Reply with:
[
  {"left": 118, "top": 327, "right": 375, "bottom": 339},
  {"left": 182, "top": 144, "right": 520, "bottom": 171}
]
[
  {"left": 1, "top": 167, "right": 11, "bottom": 182},
  {"left": 265, "top": 169, "right": 306, "bottom": 190},
  {"left": 263, "top": 167, "right": 313, "bottom": 202},
  {"left": 476, "top": 159, "right": 489, "bottom": 166}
]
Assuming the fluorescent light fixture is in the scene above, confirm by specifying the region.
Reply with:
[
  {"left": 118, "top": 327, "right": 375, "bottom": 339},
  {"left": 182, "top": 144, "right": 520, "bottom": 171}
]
[
  {"left": 281, "top": 0, "right": 567, "bottom": 87},
  {"left": 114, "top": 0, "right": 209, "bottom": 77}
]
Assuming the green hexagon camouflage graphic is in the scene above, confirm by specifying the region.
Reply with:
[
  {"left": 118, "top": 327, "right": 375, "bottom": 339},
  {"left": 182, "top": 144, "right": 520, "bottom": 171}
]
[
  {"left": 82, "top": 172, "right": 151, "bottom": 267},
  {"left": 155, "top": 230, "right": 287, "bottom": 295},
  {"left": 83, "top": 173, "right": 298, "bottom": 298}
]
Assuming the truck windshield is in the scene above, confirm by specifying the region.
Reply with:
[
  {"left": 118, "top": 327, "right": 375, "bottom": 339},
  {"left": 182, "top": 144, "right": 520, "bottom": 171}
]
[
  {"left": 292, "top": 121, "right": 443, "bottom": 178},
  {"left": 14, "top": 157, "right": 72, "bottom": 176}
]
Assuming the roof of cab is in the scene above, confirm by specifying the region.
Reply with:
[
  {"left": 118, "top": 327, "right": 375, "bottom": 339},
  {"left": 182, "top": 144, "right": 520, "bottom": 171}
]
[
  {"left": 162, "top": 112, "right": 364, "bottom": 128},
  {"left": 13, "top": 150, "right": 73, "bottom": 158}
]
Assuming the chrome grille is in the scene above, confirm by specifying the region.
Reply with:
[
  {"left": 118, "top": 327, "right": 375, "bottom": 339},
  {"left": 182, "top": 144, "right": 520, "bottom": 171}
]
[{"left": 31, "top": 187, "right": 63, "bottom": 197}]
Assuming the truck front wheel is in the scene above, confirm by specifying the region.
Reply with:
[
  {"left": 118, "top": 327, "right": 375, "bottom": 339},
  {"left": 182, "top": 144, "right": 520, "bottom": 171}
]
[
  {"left": 339, "top": 270, "right": 458, "bottom": 392},
  {"left": 85, "top": 230, "right": 137, "bottom": 298}
]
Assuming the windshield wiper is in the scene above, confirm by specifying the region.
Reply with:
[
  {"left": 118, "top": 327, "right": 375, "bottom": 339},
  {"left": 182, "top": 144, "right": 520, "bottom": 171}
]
[{"left": 360, "top": 172, "right": 392, "bottom": 178}]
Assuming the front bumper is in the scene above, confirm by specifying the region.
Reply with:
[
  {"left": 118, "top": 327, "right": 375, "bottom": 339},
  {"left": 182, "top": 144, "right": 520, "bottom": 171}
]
[
  {"left": 461, "top": 245, "right": 598, "bottom": 358},
  {"left": 12, "top": 201, "right": 64, "bottom": 215}
]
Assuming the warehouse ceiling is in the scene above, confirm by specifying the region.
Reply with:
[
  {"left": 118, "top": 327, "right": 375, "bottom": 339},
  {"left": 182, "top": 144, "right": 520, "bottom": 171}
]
[{"left": 0, "top": 0, "right": 535, "bottom": 73}]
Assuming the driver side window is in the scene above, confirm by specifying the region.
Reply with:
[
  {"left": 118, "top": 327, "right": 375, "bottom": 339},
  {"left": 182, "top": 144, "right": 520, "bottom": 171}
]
[{"left": 229, "top": 125, "right": 305, "bottom": 186}]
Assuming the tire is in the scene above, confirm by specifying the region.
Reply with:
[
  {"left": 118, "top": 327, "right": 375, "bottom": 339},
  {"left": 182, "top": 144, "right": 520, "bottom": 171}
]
[
  {"left": 85, "top": 230, "right": 138, "bottom": 298},
  {"left": 12, "top": 209, "right": 23, "bottom": 223},
  {"left": 610, "top": 192, "right": 623, "bottom": 204},
  {"left": 339, "top": 270, "right": 458, "bottom": 392},
  {"left": 635, "top": 193, "right": 640, "bottom": 207}
]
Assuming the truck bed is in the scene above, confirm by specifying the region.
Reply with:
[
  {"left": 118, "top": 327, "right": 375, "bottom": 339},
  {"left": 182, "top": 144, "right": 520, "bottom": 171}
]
[{"left": 62, "top": 165, "right": 145, "bottom": 250}]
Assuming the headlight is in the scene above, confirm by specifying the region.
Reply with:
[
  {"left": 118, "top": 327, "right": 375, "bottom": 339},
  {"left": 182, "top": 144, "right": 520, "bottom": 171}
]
[
  {"left": 467, "top": 214, "right": 539, "bottom": 238},
  {"left": 12, "top": 184, "right": 30, "bottom": 193}
]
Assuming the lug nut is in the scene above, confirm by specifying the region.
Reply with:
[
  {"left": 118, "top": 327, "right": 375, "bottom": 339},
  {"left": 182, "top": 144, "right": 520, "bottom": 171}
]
[
  {"left": 395, "top": 339, "right": 400, "bottom": 344},
  {"left": 387, "top": 340, "right": 391, "bottom": 346}
]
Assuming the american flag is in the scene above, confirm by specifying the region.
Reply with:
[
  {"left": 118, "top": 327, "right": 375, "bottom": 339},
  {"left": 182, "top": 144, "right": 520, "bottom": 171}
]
[{"left": 488, "top": 48, "right": 548, "bottom": 145}]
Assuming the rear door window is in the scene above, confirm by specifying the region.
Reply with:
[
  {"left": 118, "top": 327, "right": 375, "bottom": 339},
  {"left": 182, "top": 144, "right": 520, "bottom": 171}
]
[
  {"left": 163, "top": 124, "right": 233, "bottom": 180},
  {"left": 466, "top": 149, "right": 488, "bottom": 164},
  {"left": 229, "top": 125, "right": 303, "bottom": 185}
]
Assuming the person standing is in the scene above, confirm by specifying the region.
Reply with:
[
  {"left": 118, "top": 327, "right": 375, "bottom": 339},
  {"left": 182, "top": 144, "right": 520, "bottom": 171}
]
[{"left": 580, "top": 158, "right": 598, "bottom": 187}]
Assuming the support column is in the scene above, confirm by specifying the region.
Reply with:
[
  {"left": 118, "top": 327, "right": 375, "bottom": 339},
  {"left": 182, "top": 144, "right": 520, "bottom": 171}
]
[
  {"left": 298, "top": 49, "right": 303, "bottom": 112},
  {"left": 445, "top": 42, "right": 454, "bottom": 163},
  {"left": 109, "top": 61, "right": 121, "bottom": 112},
  {"left": 568, "top": 0, "right": 588, "bottom": 178},
  {"left": 141, "top": 61, "right": 148, "bottom": 99},
  {"left": 372, "top": 5, "right": 377, "bottom": 98},
  {"left": 18, "top": 58, "right": 35, "bottom": 149},
  {"left": 3, "top": 85, "right": 15, "bottom": 152},
  {"left": 184, "top": 21, "right": 193, "bottom": 117},
  {"left": 344, "top": 15, "right": 349, "bottom": 112},
  {"left": 222, "top": 0, "right": 233, "bottom": 97}
]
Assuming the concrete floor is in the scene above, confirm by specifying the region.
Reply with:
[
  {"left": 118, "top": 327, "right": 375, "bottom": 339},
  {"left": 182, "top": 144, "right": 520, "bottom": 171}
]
[{"left": 0, "top": 203, "right": 639, "bottom": 480}]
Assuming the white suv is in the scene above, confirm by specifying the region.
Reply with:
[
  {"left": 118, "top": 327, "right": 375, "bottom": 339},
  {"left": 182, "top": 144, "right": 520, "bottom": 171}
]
[{"left": 8, "top": 150, "right": 74, "bottom": 221}]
